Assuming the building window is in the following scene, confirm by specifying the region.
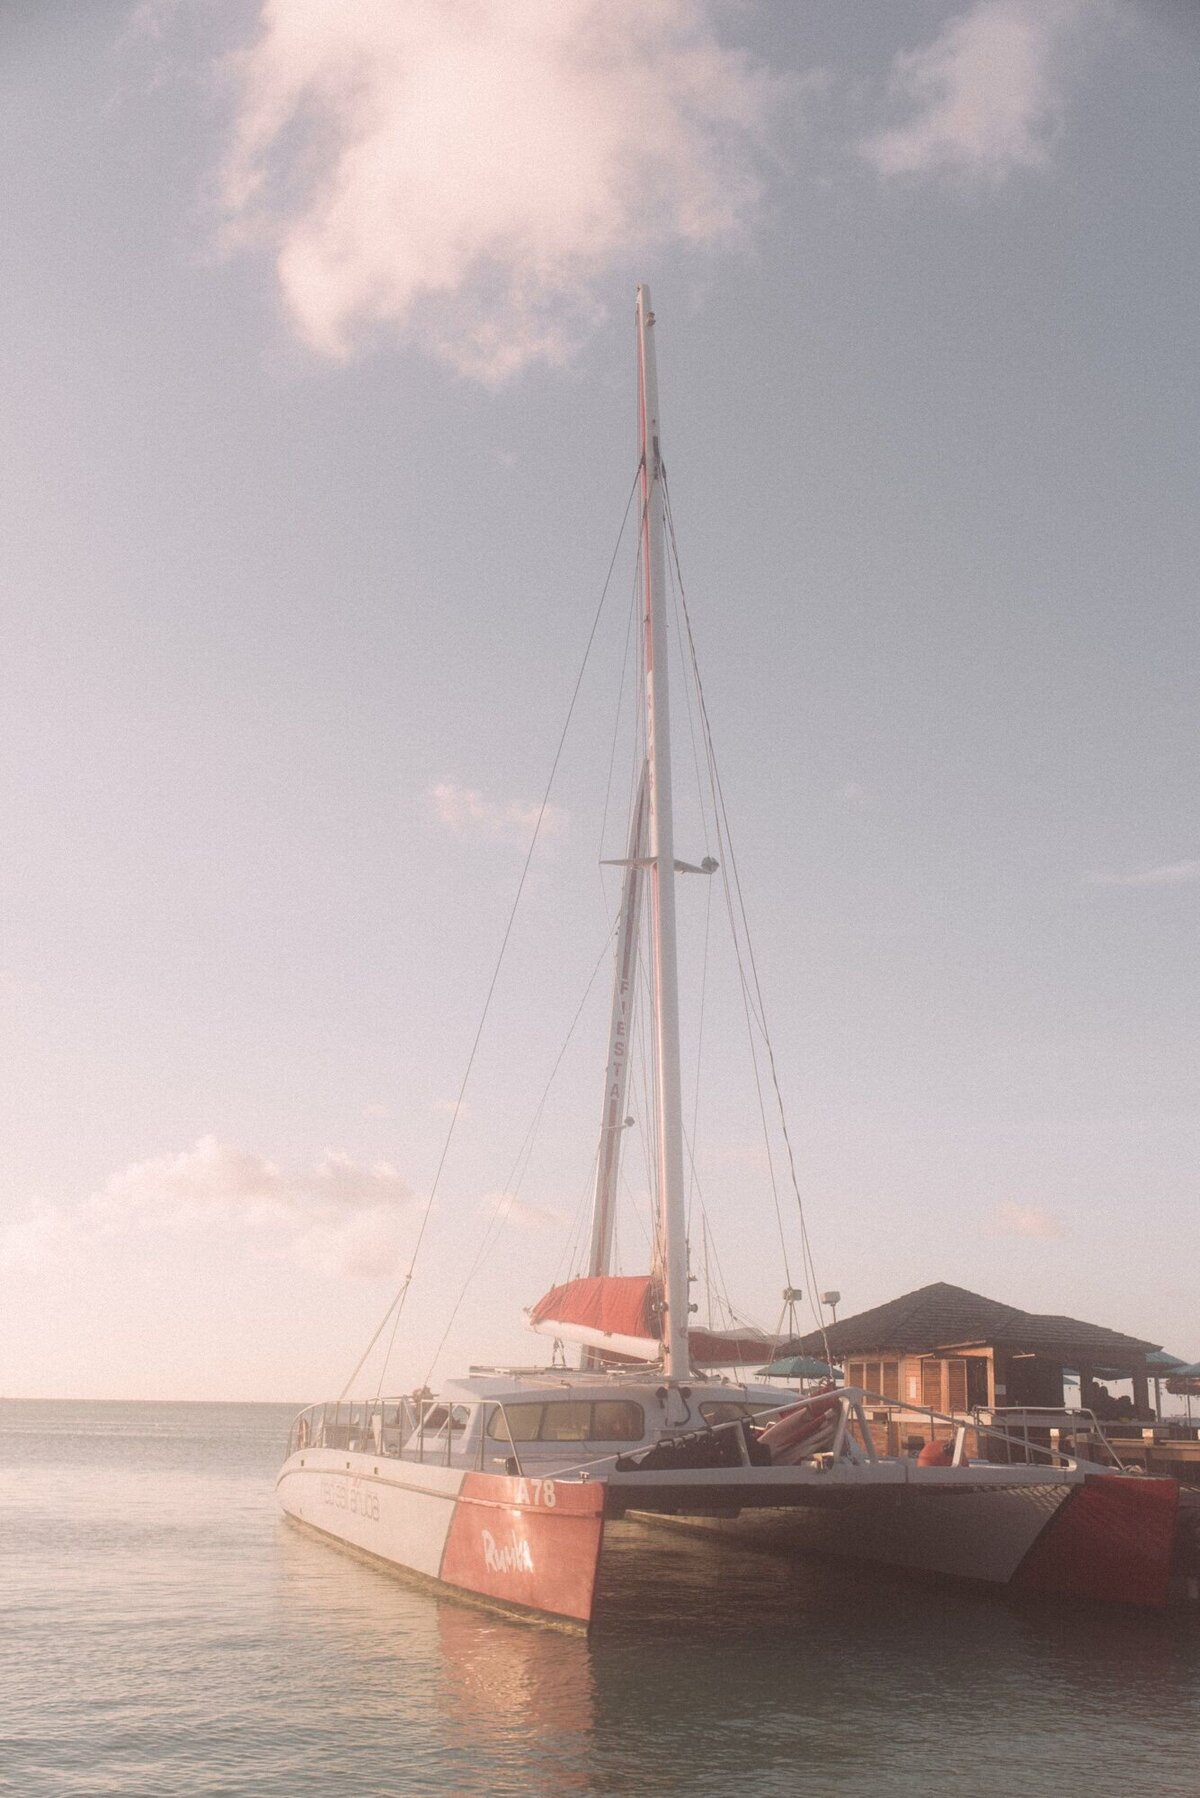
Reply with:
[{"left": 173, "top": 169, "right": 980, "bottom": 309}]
[
  {"left": 847, "top": 1361, "right": 899, "bottom": 1399},
  {"left": 947, "top": 1359, "right": 968, "bottom": 1412}
]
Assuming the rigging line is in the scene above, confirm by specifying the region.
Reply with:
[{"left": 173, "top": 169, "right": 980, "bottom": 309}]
[
  {"left": 555, "top": 1150, "right": 599, "bottom": 1288},
  {"left": 674, "top": 646, "right": 793, "bottom": 1286},
  {"left": 338, "top": 1283, "right": 410, "bottom": 1405},
  {"left": 666, "top": 536, "right": 714, "bottom": 858},
  {"left": 501, "top": 923, "right": 619, "bottom": 1205},
  {"left": 617, "top": 1160, "right": 653, "bottom": 1251},
  {"left": 662, "top": 478, "right": 832, "bottom": 1372},
  {"left": 419, "top": 922, "right": 617, "bottom": 1389},
  {"left": 695, "top": 1197, "right": 744, "bottom": 1335},
  {"left": 346, "top": 462, "right": 642, "bottom": 1404},
  {"left": 666, "top": 552, "right": 716, "bottom": 1246},
  {"left": 632, "top": 945, "right": 659, "bottom": 1260},
  {"left": 598, "top": 549, "right": 643, "bottom": 906},
  {"left": 684, "top": 871, "right": 713, "bottom": 1245}
]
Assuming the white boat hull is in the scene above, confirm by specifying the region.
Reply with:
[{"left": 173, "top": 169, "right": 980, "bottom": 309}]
[
  {"left": 277, "top": 1448, "right": 606, "bottom": 1626},
  {"left": 618, "top": 1469, "right": 1180, "bottom": 1605},
  {"left": 280, "top": 1441, "right": 1179, "bottom": 1622}
]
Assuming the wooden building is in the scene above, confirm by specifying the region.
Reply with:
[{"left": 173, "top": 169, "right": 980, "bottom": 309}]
[{"left": 785, "top": 1281, "right": 1161, "bottom": 1422}]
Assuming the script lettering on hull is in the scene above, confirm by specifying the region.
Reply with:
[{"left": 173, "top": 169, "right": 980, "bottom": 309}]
[{"left": 439, "top": 1472, "right": 605, "bottom": 1624}]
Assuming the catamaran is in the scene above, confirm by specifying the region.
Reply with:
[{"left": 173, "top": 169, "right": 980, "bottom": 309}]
[{"left": 278, "top": 287, "right": 1180, "bottom": 1626}]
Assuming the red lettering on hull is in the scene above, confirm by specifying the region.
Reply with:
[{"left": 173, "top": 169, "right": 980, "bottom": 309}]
[{"left": 438, "top": 1472, "right": 605, "bottom": 1624}]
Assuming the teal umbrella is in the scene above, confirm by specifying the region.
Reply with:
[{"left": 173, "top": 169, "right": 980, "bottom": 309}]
[{"left": 758, "top": 1355, "right": 840, "bottom": 1381}]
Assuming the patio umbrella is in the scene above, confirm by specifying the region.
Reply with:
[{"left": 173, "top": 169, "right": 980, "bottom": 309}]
[{"left": 758, "top": 1355, "right": 841, "bottom": 1382}]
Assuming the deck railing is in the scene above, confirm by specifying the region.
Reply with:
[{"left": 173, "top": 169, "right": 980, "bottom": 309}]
[
  {"left": 284, "top": 1395, "right": 528, "bottom": 1471},
  {"left": 284, "top": 1385, "right": 1131, "bottom": 1476}
]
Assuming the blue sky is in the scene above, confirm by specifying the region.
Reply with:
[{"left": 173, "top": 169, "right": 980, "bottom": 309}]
[{"left": 2, "top": 0, "right": 1198, "bottom": 1399}]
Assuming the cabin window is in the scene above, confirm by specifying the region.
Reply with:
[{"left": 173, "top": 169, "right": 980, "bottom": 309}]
[
  {"left": 847, "top": 1361, "right": 864, "bottom": 1390},
  {"left": 700, "top": 1401, "right": 752, "bottom": 1426},
  {"left": 486, "top": 1399, "right": 646, "bottom": 1443},
  {"left": 540, "top": 1402, "right": 592, "bottom": 1442},
  {"left": 881, "top": 1362, "right": 900, "bottom": 1401},
  {"left": 487, "top": 1403, "right": 543, "bottom": 1442},
  {"left": 947, "top": 1360, "right": 968, "bottom": 1412},
  {"left": 421, "top": 1404, "right": 466, "bottom": 1434},
  {"left": 591, "top": 1401, "right": 645, "bottom": 1441},
  {"left": 921, "top": 1359, "right": 943, "bottom": 1410}
]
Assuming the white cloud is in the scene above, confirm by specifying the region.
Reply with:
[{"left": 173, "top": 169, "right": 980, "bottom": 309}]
[
  {"left": 0, "top": 1206, "right": 75, "bottom": 1275},
  {"left": 989, "top": 1200, "right": 1062, "bottom": 1239},
  {"left": 861, "top": 0, "right": 1105, "bottom": 184},
  {"left": 218, "top": 0, "right": 781, "bottom": 380},
  {"left": 1, "top": 1136, "right": 414, "bottom": 1280},
  {"left": 480, "top": 1190, "right": 562, "bottom": 1233},
  {"left": 430, "top": 780, "right": 567, "bottom": 841},
  {"left": 1087, "top": 859, "right": 1200, "bottom": 889}
]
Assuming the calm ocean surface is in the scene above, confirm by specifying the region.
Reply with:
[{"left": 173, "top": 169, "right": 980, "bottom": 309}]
[{"left": 3, "top": 1400, "right": 1198, "bottom": 1798}]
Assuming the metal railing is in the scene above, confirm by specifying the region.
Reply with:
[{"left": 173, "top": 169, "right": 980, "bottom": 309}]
[
  {"left": 285, "top": 1385, "right": 1132, "bottom": 1477},
  {"left": 598, "top": 1386, "right": 1126, "bottom": 1477},
  {"left": 285, "top": 1395, "right": 534, "bottom": 1473}
]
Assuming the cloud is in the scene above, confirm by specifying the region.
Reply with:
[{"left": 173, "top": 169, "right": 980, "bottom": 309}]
[
  {"left": 1086, "top": 859, "right": 1200, "bottom": 889},
  {"left": 430, "top": 781, "right": 567, "bottom": 841},
  {"left": 988, "top": 1200, "right": 1062, "bottom": 1239},
  {"left": 861, "top": 0, "right": 1105, "bottom": 184},
  {"left": 838, "top": 781, "right": 866, "bottom": 804},
  {"left": 480, "top": 1190, "right": 562, "bottom": 1233},
  {"left": 219, "top": 0, "right": 782, "bottom": 380},
  {"left": 0, "top": 1206, "right": 75, "bottom": 1275},
  {"left": 1, "top": 1136, "right": 414, "bottom": 1279}
]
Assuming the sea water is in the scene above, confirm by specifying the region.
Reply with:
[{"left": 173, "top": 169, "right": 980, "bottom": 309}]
[{"left": 2, "top": 1400, "right": 1198, "bottom": 1798}]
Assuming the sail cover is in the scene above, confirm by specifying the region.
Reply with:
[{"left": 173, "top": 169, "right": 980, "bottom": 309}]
[{"left": 527, "top": 1275, "right": 775, "bottom": 1368}]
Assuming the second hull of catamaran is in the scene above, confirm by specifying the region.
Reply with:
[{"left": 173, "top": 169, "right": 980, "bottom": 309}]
[{"left": 613, "top": 1466, "right": 1181, "bottom": 1607}]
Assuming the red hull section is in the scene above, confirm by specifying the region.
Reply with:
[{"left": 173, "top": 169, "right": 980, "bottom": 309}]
[
  {"left": 1012, "top": 1475, "right": 1179, "bottom": 1608},
  {"left": 439, "top": 1472, "right": 606, "bottom": 1625}
]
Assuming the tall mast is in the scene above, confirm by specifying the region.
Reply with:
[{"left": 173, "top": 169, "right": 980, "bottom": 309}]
[
  {"left": 636, "top": 285, "right": 690, "bottom": 1379},
  {"left": 587, "top": 764, "right": 648, "bottom": 1281}
]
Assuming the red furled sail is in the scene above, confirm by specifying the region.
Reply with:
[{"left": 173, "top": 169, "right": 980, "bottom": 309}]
[{"left": 527, "top": 1275, "right": 773, "bottom": 1368}]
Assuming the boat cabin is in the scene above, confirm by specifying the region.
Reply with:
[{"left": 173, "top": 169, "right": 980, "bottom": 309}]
[{"left": 287, "top": 1372, "right": 789, "bottom": 1476}]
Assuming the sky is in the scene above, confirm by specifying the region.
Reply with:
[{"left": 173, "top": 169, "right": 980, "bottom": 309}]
[{"left": 2, "top": 0, "right": 1198, "bottom": 1401}]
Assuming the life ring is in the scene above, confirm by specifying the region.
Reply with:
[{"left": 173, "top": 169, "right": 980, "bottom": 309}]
[
  {"left": 917, "top": 1437, "right": 958, "bottom": 1467},
  {"left": 758, "top": 1393, "right": 840, "bottom": 1464}
]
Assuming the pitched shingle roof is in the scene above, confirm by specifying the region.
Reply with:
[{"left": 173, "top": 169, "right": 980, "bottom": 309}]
[{"left": 785, "top": 1281, "right": 1159, "bottom": 1362}]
